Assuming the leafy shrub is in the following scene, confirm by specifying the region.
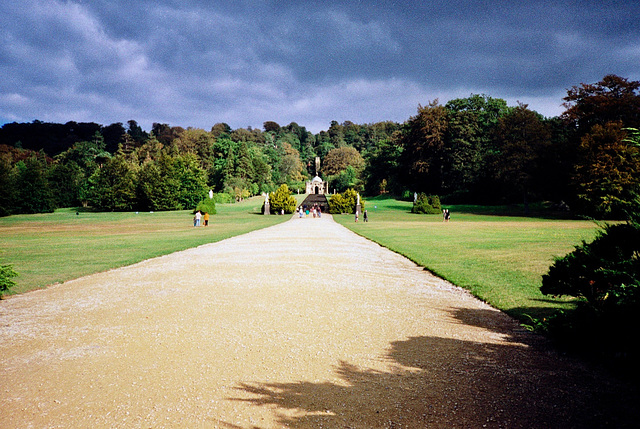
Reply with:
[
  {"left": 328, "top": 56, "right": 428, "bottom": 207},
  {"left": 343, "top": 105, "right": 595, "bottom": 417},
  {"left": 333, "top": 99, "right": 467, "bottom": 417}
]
[
  {"left": 541, "top": 220, "right": 640, "bottom": 310},
  {"left": 328, "top": 193, "right": 348, "bottom": 214},
  {"left": 412, "top": 193, "right": 442, "bottom": 214},
  {"left": 0, "top": 264, "right": 18, "bottom": 297},
  {"left": 212, "top": 192, "right": 234, "bottom": 204},
  {"left": 540, "top": 212, "right": 640, "bottom": 367},
  {"left": 266, "top": 184, "right": 297, "bottom": 214},
  {"left": 195, "top": 198, "right": 216, "bottom": 215},
  {"left": 329, "top": 189, "right": 364, "bottom": 214}
]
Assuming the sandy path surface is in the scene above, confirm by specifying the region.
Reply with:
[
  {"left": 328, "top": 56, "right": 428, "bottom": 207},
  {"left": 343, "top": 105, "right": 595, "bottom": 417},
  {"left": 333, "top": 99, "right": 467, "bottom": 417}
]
[{"left": 1, "top": 214, "right": 638, "bottom": 428}]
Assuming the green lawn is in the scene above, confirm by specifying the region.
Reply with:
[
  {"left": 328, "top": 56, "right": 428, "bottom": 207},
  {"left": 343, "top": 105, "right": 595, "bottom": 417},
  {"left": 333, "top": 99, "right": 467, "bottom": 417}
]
[
  {"left": 334, "top": 196, "right": 601, "bottom": 323},
  {"left": 2, "top": 194, "right": 601, "bottom": 326},
  {"left": 0, "top": 196, "right": 292, "bottom": 295}
]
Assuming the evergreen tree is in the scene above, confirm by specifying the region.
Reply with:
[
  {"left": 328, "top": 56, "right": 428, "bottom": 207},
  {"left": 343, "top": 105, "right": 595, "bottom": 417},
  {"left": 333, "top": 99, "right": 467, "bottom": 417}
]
[
  {"left": 0, "top": 156, "right": 17, "bottom": 216},
  {"left": 173, "top": 154, "right": 208, "bottom": 209},
  {"left": 137, "top": 156, "right": 181, "bottom": 210},
  {"left": 223, "top": 145, "right": 236, "bottom": 187},
  {"left": 14, "top": 156, "right": 55, "bottom": 214},
  {"left": 236, "top": 141, "right": 254, "bottom": 180},
  {"left": 47, "top": 160, "right": 84, "bottom": 208},
  {"left": 87, "top": 155, "right": 137, "bottom": 211}
]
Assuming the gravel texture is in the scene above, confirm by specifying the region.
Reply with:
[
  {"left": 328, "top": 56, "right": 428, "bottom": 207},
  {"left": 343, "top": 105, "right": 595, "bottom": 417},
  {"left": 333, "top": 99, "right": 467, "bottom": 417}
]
[{"left": 1, "top": 214, "right": 638, "bottom": 428}]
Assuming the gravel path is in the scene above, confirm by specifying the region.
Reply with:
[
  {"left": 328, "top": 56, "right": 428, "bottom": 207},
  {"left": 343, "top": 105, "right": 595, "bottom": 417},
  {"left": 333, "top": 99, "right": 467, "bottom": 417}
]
[{"left": 1, "top": 214, "right": 638, "bottom": 428}]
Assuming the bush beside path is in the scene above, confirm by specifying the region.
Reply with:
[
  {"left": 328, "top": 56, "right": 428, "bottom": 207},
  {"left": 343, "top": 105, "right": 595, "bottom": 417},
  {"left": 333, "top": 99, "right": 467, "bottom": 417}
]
[{"left": 1, "top": 214, "right": 638, "bottom": 428}]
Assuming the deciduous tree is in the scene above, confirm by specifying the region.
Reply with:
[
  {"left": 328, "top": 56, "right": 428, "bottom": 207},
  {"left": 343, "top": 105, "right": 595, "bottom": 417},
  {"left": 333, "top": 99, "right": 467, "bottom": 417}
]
[
  {"left": 263, "top": 121, "right": 281, "bottom": 133},
  {"left": 563, "top": 74, "right": 640, "bottom": 134},
  {"left": 363, "top": 136, "right": 403, "bottom": 195},
  {"left": 572, "top": 122, "right": 640, "bottom": 217},
  {"left": 322, "top": 146, "right": 365, "bottom": 176},
  {"left": 279, "top": 142, "right": 304, "bottom": 182},
  {"left": 490, "top": 104, "right": 551, "bottom": 208},
  {"left": 443, "top": 95, "right": 510, "bottom": 199},
  {"left": 398, "top": 100, "right": 448, "bottom": 193}
]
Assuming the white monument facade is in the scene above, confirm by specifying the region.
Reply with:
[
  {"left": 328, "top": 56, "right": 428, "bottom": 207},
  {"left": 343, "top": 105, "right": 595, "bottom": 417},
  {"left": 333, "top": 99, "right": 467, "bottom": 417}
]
[
  {"left": 305, "top": 156, "right": 328, "bottom": 195},
  {"left": 306, "top": 175, "right": 328, "bottom": 195}
]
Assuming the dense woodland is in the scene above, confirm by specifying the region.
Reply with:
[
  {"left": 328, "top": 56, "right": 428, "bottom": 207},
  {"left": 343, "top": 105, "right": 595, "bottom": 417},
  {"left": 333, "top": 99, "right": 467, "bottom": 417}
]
[
  {"left": 2, "top": 75, "right": 640, "bottom": 365},
  {"left": 1, "top": 74, "right": 639, "bottom": 218}
]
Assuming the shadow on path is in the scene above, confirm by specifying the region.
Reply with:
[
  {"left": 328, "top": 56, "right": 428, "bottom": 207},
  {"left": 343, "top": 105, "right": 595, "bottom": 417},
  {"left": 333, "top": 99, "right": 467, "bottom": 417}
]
[{"left": 230, "top": 308, "right": 640, "bottom": 428}]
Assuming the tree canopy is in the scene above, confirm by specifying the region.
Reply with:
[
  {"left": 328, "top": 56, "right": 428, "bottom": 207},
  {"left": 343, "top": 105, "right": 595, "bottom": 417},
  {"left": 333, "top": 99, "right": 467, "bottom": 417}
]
[{"left": 2, "top": 74, "right": 639, "bottom": 219}]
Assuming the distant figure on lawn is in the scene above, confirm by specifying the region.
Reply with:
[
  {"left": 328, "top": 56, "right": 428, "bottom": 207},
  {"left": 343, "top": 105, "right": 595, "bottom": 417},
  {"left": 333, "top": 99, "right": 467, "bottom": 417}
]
[
  {"left": 363, "top": 210, "right": 368, "bottom": 222},
  {"left": 203, "top": 212, "right": 209, "bottom": 226},
  {"left": 194, "top": 210, "right": 201, "bottom": 227},
  {"left": 443, "top": 209, "right": 450, "bottom": 222}
]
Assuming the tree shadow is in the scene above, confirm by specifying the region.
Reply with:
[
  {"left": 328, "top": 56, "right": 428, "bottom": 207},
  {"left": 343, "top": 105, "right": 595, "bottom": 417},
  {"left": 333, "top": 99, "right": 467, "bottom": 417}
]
[{"left": 228, "top": 307, "right": 640, "bottom": 428}]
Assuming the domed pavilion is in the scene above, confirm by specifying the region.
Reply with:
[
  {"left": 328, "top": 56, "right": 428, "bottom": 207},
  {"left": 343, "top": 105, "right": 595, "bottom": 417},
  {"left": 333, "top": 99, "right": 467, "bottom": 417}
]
[{"left": 306, "top": 175, "right": 328, "bottom": 195}]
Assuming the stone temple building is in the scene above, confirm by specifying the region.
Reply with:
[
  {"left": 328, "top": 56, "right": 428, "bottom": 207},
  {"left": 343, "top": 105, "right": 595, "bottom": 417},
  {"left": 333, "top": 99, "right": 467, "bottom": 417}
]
[
  {"left": 301, "top": 157, "right": 330, "bottom": 213},
  {"left": 305, "top": 157, "right": 329, "bottom": 195},
  {"left": 306, "top": 174, "right": 328, "bottom": 195}
]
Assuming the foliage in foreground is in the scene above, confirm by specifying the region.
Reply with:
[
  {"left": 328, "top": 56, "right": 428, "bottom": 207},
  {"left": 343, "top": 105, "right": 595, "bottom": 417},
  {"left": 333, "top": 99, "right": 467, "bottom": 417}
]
[
  {"left": 0, "top": 264, "right": 18, "bottom": 297},
  {"left": 541, "top": 208, "right": 640, "bottom": 369}
]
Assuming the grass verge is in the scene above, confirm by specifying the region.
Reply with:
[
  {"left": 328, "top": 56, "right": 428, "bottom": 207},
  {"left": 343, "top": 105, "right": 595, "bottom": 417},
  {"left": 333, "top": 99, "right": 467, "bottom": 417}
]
[
  {"left": 0, "top": 196, "right": 291, "bottom": 295},
  {"left": 334, "top": 195, "right": 600, "bottom": 324}
]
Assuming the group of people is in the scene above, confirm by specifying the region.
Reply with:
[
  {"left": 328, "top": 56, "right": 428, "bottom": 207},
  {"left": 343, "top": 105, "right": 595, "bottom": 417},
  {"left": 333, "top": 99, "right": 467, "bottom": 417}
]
[
  {"left": 299, "top": 204, "right": 322, "bottom": 218},
  {"left": 354, "top": 209, "right": 368, "bottom": 222},
  {"left": 193, "top": 210, "right": 210, "bottom": 227},
  {"left": 443, "top": 209, "right": 451, "bottom": 222}
]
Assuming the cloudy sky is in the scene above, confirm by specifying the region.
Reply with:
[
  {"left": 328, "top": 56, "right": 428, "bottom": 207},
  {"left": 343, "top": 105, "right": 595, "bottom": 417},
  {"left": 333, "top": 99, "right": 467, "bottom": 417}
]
[{"left": 1, "top": 0, "right": 638, "bottom": 133}]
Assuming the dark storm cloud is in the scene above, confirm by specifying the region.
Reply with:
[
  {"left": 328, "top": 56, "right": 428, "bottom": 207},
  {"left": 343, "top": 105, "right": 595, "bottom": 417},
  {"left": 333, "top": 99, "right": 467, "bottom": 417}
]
[{"left": 1, "top": 0, "right": 638, "bottom": 132}]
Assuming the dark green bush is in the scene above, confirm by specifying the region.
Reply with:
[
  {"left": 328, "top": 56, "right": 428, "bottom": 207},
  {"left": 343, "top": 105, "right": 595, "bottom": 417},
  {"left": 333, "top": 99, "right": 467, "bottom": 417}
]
[
  {"left": 540, "top": 213, "right": 640, "bottom": 369},
  {"left": 412, "top": 193, "right": 442, "bottom": 214},
  {"left": 541, "top": 220, "right": 640, "bottom": 309}
]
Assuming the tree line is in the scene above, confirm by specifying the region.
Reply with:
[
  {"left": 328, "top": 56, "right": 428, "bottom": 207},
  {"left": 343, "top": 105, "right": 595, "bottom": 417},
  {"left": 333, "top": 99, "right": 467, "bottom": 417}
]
[{"left": 1, "top": 74, "right": 639, "bottom": 218}]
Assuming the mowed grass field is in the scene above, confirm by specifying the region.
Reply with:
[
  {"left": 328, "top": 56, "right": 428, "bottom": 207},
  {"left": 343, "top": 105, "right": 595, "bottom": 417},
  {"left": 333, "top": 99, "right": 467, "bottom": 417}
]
[
  {"left": 0, "top": 196, "right": 295, "bottom": 295},
  {"left": 2, "top": 193, "right": 600, "bottom": 325},
  {"left": 334, "top": 196, "right": 601, "bottom": 322}
]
